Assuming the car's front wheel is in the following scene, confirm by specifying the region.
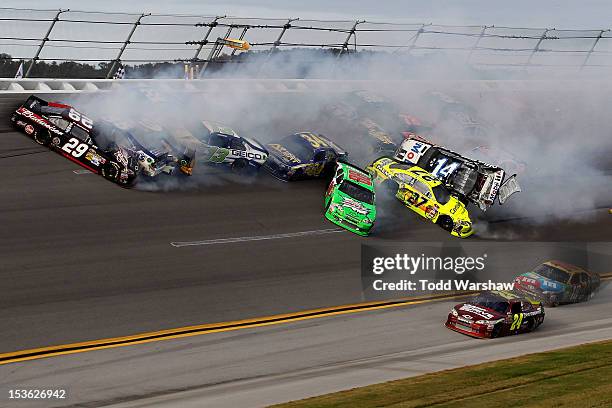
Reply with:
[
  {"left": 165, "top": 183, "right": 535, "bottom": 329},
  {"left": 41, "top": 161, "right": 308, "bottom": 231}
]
[
  {"left": 437, "top": 215, "right": 454, "bottom": 232},
  {"left": 231, "top": 159, "right": 249, "bottom": 174},
  {"left": 101, "top": 162, "right": 121, "bottom": 184},
  {"left": 33, "top": 128, "right": 51, "bottom": 146}
]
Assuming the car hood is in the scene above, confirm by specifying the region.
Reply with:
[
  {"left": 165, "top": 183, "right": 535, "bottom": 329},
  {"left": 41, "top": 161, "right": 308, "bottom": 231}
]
[
  {"left": 515, "top": 272, "right": 566, "bottom": 293},
  {"left": 454, "top": 303, "right": 505, "bottom": 321}
]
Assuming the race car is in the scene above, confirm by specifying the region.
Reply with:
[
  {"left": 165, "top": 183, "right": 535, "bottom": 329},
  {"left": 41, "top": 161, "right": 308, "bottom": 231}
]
[
  {"left": 513, "top": 261, "right": 601, "bottom": 307},
  {"left": 11, "top": 96, "right": 194, "bottom": 186},
  {"left": 168, "top": 120, "right": 268, "bottom": 173},
  {"left": 394, "top": 134, "right": 520, "bottom": 210},
  {"left": 446, "top": 290, "right": 545, "bottom": 338},
  {"left": 263, "top": 132, "right": 347, "bottom": 181},
  {"left": 323, "top": 90, "right": 426, "bottom": 154},
  {"left": 367, "top": 157, "right": 474, "bottom": 238},
  {"left": 324, "top": 162, "right": 376, "bottom": 236}
]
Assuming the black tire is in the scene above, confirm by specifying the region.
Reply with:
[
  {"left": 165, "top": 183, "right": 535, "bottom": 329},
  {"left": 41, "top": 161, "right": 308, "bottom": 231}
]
[
  {"left": 33, "top": 128, "right": 51, "bottom": 147},
  {"left": 101, "top": 162, "right": 121, "bottom": 183},
  {"left": 437, "top": 215, "right": 454, "bottom": 232},
  {"left": 525, "top": 317, "right": 536, "bottom": 332},
  {"left": 231, "top": 159, "right": 249, "bottom": 174},
  {"left": 491, "top": 323, "right": 503, "bottom": 338}
]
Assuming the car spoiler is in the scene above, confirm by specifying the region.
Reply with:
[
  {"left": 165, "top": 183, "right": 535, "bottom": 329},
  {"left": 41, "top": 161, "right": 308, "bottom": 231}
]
[{"left": 498, "top": 174, "right": 521, "bottom": 205}]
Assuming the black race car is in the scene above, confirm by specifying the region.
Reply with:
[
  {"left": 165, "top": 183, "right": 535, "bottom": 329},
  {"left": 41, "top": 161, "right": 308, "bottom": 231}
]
[
  {"left": 394, "top": 135, "right": 521, "bottom": 210},
  {"left": 11, "top": 96, "right": 194, "bottom": 186},
  {"left": 263, "top": 132, "right": 347, "bottom": 181},
  {"left": 446, "top": 290, "right": 545, "bottom": 339}
]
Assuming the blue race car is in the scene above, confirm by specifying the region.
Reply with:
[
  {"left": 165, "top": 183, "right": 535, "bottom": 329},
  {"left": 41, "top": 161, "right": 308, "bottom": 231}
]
[{"left": 263, "top": 132, "right": 347, "bottom": 181}]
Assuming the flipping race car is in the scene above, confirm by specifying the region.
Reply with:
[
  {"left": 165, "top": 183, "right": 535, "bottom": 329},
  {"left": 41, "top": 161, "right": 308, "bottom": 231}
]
[
  {"left": 446, "top": 291, "right": 545, "bottom": 338},
  {"left": 11, "top": 96, "right": 194, "bottom": 186},
  {"left": 264, "top": 132, "right": 347, "bottom": 181},
  {"left": 324, "top": 162, "right": 376, "bottom": 236},
  {"left": 169, "top": 120, "right": 268, "bottom": 173},
  {"left": 394, "top": 135, "right": 520, "bottom": 210},
  {"left": 367, "top": 157, "right": 473, "bottom": 238},
  {"left": 513, "top": 261, "right": 601, "bottom": 307}
]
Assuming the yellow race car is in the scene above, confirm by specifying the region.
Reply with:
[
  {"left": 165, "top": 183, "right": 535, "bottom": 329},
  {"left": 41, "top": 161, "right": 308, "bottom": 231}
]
[{"left": 366, "top": 157, "right": 474, "bottom": 238}]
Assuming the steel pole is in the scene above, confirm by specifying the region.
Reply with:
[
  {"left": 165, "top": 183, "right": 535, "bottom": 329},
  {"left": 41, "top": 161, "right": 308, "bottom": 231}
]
[
  {"left": 193, "top": 16, "right": 224, "bottom": 62},
  {"left": 467, "top": 25, "right": 490, "bottom": 63},
  {"left": 337, "top": 20, "right": 363, "bottom": 58},
  {"left": 106, "top": 13, "right": 149, "bottom": 79},
  {"left": 526, "top": 28, "right": 549, "bottom": 66},
  {"left": 25, "top": 9, "right": 68, "bottom": 78},
  {"left": 581, "top": 29, "right": 607, "bottom": 71}
]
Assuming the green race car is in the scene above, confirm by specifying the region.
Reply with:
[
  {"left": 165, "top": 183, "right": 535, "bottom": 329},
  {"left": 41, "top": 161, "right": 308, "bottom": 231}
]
[{"left": 324, "top": 162, "right": 376, "bottom": 236}]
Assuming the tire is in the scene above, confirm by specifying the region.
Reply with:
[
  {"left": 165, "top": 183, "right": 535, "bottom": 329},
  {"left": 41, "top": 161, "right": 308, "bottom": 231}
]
[
  {"left": 525, "top": 317, "right": 536, "bottom": 332},
  {"left": 437, "top": 215, "right": 454, "bottom": 232},
  {"left": 101, "top": 162, "right": 121, "bottom": 183},
  {"left": 33, "top": 128, "right": 51, "bottom": 147},
  {"left": 231, "top": 159, "right": 249, "bottom": 174},
  {"left": 491, "top": 323, "right": 503, "bottom": 338}
]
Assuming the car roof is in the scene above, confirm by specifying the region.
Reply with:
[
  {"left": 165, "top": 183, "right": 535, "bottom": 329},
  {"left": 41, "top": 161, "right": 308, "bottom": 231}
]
[
  {"left": 339, "top": 162, "right": 374, "bottom": 191},
  {"left": 406, "top": 166, "right": 443, "bottom": 187},
  {"left": 543, "top": 260, "right": 589, "bottom": 275}
]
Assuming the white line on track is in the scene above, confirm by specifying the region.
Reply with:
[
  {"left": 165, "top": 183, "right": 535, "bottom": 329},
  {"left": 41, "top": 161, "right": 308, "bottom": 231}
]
[
  {"left": 73, "top": 169, "right": 93, "bottom": 174},
  {"left": 170, "top": 228, "right": 344, "bottom": 247}
]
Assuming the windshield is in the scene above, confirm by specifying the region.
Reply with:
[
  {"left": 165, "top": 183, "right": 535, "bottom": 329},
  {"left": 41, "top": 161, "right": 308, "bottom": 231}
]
[
  {"left": 339, "top": 181, "right": 374, "bottom": 204},
  {"left": 279, "top": 136, "right": 313, "bottom": 161},
  {"left": 432, "top": 185, "right": 452, "bottom": 205},
  {"left": 533, "top": 264, "right": 571, "bottom": 284},
  {"left": 470, "top": 294, "right": 508, "bottom": 315}
]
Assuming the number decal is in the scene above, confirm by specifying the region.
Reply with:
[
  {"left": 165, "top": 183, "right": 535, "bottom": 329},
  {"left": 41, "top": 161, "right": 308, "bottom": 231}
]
[
  {"left": 305, "top": 162, "right": 324, "bottom": 176},
  {"left": 61, "top": 137, "right": 89, "bottom": 158},
  {"left": 301, "top": 133, "right": 329, "bottom": 148},
  {"left": 431, "top": 157, "right": 460, "bottom": 179},
  {"left": 510, "top": 313, "right": 524, "bottom": 331},
  {"left": 203, "top": 147, "right": 230, "bottom": 163},
  {"left": 68, "top": 108, "right": 93, "bottom": 130}
]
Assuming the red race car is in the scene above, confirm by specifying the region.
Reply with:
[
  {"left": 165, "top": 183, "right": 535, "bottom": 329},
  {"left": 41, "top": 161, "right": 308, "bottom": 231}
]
[{"left": 446, "top": 290, "right": 544, "bottom": 339}]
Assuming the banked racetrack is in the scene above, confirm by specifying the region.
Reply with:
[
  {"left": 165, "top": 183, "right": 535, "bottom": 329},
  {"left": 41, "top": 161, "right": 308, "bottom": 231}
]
[{"left": 0, "top": 88, "right": 611, "bottom": 407}]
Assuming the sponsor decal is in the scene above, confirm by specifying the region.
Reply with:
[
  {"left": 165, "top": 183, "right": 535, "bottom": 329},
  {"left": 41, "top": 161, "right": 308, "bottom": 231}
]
[
  {"left": 51, "top": 137, "right": 61, "bottom": 146},
  {"left": 268, "top": 144, "right": 301, "bottom": 163},
  {"left": 459, "top": 304, "right": 495, "bottom": 319},
  {"left": 348, "top": 169, "right": 372, "bottom": 186},
  {"left": 231, "top": 149, "right": 266, "bottom": 161},
  {"left": 342, "top": 197, "right": 368, "bottom": 214},
  {"left": 488, "top": 171, "right": 504, "bottom": 201},
  {"left": 17, "top": 107, "right": 63, "bottom": 136},
  {"left": 16, "top": 120, "right": 27, "bottom": 128},
  {"left": 85, "top": 149, "right": 106, "bottom": 166},
  {"left": 425, "top": 205, "right": 438, "bottom": 219},
  {"left": 462, "top": 314, "right": 473, "bottom": 320},
  {"left": 114, "top": 150, "right": 128, "bottom": 166},
  {"left": 399, "top": 139, "right": 431, "bottom": 164},
  {"left": 24, "top": 124, "right": 35, "bottom": 135}
]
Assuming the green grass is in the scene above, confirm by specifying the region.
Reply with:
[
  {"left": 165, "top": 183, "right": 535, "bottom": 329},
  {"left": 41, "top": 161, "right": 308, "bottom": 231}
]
[{"left": 271, "top": 340, "right": 612, "bottom": 408}]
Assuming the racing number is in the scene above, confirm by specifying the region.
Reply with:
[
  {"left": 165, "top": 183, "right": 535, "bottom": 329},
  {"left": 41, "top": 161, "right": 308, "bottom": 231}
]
[
  {"left": 68, "top": 108, "right": 93, "bottom": 130},
  {"left": 407, "top": 191, "right": 427, "bottom": 208},
  {"left": 204, "top": 147, "right": 230, "bottom": 163},
  {"left": 510, "top": 313, "right": 524, "bottom": 331},
  {"left": 301, "top": 133, "right": 330, "bottom": 148},
  {"left": 61, "top": 137, "right": 89, "bottom": 158},
  {"left": 305, "top": 162, "right": 324, "bottom": 176}
]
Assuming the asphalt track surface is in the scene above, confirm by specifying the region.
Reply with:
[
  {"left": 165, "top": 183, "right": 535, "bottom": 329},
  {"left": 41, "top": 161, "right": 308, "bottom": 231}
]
[{"left": 1, "top": 126, "right": 611, "bottom": 407}]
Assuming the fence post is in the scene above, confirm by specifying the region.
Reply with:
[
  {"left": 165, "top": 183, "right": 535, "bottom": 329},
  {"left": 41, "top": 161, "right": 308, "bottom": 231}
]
[
  {"left": 200, "top": 26, "right": 233, "bottom": 77},
  {"left": 408, "top": 23, "right": 429, "bottom": 54},
  {"left": 271, "top": 18, "right": 297, "bottom": 52},
  {"left": 581, "top": 29, "right": 607, "bottom": 71},
  {"left": 106, "top": 13, "right": 149, "bottom": 79},
  {"left": 193, "top": 16, "right": 224, "bottom": 62},
  {"left": 25, "top": 8, "right": 68, "bottom": 78},
  {"left": 526, "top": 28, "right": 549, "bottom": 66},
  {"left": 467, "top": 25, "right": 490, "bottom": 63},
  {"left": 337, "top": 20, "right": 363, "bottom": 58}
]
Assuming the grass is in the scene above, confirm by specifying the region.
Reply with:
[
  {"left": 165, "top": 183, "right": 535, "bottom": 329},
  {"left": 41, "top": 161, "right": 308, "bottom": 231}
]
[{"left": 271, "top": 340, "right": 612, "bottom": 408}]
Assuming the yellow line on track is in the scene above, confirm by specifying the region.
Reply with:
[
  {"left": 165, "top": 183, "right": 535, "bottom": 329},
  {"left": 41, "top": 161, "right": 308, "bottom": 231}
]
[
  {"left": 2, "top": 273, "right": 610, "bottom": 366},
  {"left": 0, "top": 291, "right": 476, "bottom": 366}
]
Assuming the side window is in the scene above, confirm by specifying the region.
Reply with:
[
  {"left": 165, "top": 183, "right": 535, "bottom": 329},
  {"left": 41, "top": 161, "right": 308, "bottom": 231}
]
[
  {"left": 313, "top": 150, "right": 326, "bottom": 162},
  {"left": 413, "top": 180, "right": 432, "bottom": 198},
  {"left": 48, "top": 117, "right": 71, "bottom": 131},
  {"left": 208, "top": 133, "right": 229, "bottom": 148},
  {"left": 569, "top": 274, "right": 580, "bottom": 285},
  {"left": 229, "top": 137, "right": 245, "bottom": 150},
  {"left": 70, "top": 125, "right": 90, "bottom": 142}
]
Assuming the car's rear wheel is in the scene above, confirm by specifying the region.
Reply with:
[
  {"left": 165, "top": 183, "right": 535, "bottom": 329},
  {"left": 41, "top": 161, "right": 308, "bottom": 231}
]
[
  {"left": 491, "top": 323, "right": 503, "bottom": 338},
  {"left": 437, "top": 215, "right": 454, "bottom": 232}
]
